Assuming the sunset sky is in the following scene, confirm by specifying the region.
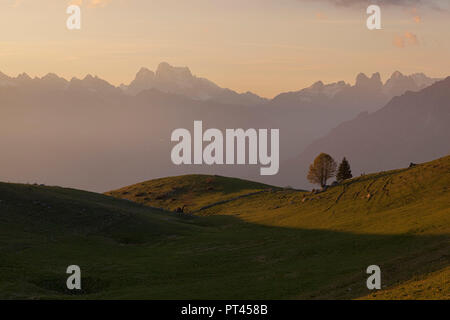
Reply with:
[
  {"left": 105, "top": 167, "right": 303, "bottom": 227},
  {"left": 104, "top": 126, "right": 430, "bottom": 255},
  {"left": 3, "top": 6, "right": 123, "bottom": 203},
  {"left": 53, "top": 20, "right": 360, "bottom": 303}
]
[{"left": 1, "top": 0, "right": 449, "bottom": 97}]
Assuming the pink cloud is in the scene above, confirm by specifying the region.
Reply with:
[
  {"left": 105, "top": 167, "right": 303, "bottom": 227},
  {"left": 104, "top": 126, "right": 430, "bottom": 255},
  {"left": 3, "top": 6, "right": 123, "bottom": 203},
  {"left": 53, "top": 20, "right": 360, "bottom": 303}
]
[
  {"left": 393, "top": 32, "right": 419, "bottom": 48},
  {"left": 315, "top": 12, "right": 328, "bottom": 20},
  {"left": 406, "top": 7, "right": 423, "bottom": 24},
  {"left": 69, "top": 0, "right": 111, "bottom": 8}
]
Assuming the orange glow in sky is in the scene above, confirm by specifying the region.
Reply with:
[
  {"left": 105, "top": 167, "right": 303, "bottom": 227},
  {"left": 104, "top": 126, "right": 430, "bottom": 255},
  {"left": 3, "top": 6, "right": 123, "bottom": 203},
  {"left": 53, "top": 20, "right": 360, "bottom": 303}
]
[{"left": 1, "top": 0, "right": 449, "bottom": 97}]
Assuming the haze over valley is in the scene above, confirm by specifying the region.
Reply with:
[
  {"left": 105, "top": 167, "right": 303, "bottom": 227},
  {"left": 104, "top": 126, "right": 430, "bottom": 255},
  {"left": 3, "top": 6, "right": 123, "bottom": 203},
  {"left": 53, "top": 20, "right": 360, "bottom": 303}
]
[{"left": 0, "top": 63, "right": 448, "bottom": 191}]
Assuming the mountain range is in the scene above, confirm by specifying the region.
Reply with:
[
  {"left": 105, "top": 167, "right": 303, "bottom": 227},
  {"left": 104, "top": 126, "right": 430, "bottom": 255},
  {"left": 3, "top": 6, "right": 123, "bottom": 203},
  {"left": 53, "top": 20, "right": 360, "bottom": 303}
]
[
  {"left": 277, "top": 76, "right": 450, "bottom": 188},
  {"left": 0, "top": 62, "right": 440, "bottom": 106},
  {"left": 0, "top": 63, "right": 447, "bottom": 191},
  {"left": 121, "top": 62, "right": 268, "bottom": 106}
]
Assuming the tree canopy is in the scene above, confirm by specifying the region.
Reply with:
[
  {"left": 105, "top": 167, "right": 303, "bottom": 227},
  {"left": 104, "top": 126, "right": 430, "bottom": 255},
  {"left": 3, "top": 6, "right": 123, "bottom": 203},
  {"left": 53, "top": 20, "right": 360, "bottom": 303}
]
[
  {"left": 307, "top": 153, "right": 337, "bottom": 188},
  {"left": 337, "top": 157, "right": 352, "bottom": 182}
]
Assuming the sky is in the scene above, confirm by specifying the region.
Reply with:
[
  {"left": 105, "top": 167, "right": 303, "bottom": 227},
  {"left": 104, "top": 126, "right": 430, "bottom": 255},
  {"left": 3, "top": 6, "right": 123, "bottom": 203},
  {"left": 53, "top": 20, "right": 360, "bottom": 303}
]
[{"left": 1, "top": 0, "right": 449, "bottom": 98}]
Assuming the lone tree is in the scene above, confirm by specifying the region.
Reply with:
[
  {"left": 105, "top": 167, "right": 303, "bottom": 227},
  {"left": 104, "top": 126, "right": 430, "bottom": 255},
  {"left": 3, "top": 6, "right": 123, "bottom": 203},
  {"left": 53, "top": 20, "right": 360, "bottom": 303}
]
[
  {"left": 337, "top": 157, "right": 352, "bottom": 182},
  {"left": 307, "top": 153, "right": 337, "bottom": 188}
]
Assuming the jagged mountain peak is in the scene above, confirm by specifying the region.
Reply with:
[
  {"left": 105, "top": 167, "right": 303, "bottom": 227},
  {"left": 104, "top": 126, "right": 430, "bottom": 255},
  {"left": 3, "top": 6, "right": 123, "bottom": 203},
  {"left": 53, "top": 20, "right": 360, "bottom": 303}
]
[
  {"left": 311, "top": 80, "right": 324, "bottom": 89},
  {"left": 16, "top": 72, "right": 32, "bottom": 81},
  {"left": 371, "top": 72, "right": 381, "bottom": 81},
  {"left": 0, "top": 71, "right": 12, "bottom": 82},
  {"left": 135, "top": 67, "right": 155, "bottom": 79},
  {"left": 42, "top": 73, "right": 62, "bottom": 80},
  {"left": 356, "top": 72, "right": 369, "bottom": 81},
  {"left": 156, "top": 62, "right": 193, "bottom": 79},
  {"left": 355, "top": 72, "right": 382, "bottom": 90},
  {"left": 121, "top": 62, "right": 267, "bottom": 106},
  {"left": 390, "top": 70, "right": 404, "bottom": 79}
]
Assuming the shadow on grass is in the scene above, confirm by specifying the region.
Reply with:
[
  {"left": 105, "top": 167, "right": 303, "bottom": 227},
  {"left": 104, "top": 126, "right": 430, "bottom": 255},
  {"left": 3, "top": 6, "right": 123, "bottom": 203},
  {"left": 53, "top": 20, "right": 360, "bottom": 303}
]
[
  {"left": 2, "top": 211, "right": 448, "bottom": 299},
  {"left": 1, "top": 181, "right": 448, "bottom": 299}
]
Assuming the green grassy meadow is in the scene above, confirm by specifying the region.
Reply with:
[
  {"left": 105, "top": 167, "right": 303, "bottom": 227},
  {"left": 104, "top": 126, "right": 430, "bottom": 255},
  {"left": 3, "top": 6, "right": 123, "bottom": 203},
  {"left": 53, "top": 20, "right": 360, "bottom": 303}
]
[{"left": 0, "top": 156, "right": 449, "bottom": 299}]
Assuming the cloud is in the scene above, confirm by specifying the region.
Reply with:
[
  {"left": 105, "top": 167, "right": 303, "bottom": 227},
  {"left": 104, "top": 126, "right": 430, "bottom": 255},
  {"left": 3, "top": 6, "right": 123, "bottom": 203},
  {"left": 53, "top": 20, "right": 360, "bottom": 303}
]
[
  {"left": 404, "top": 31, "right": 419, "bottom": 44},
  {"left": 406, "top": 7, "right": 422, "bottom": 23},
  {"left": 393, "top": 31, "right": 419, "bottom": 48},
  {"left": 88, "top": 0, "right": 111, "bottom": 8},
  {"left": 69, "top": 0, "right": 112, "bottom": 8},
  {"left": 315, "top": 12, "right": 328, "bottom": 20},
  {"left": 393, "top": 35, "right": 405, "bottom": 48}
]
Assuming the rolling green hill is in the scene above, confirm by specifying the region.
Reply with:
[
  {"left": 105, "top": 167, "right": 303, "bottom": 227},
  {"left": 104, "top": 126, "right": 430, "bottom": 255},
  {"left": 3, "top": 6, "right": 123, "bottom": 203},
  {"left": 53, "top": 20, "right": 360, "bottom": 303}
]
[
  {"left": 106, "top": 174, "right": 279, "bottom": 213},
  {"left": 0, "top": 156, "right": 449, "bottom": 299}
]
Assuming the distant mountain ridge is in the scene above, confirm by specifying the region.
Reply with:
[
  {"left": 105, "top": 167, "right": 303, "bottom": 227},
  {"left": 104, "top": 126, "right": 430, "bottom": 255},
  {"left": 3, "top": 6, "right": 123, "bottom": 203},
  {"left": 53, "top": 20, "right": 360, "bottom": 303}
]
[
  {"left": 0, "top": 64, "right": 442, "bottom": 106},
  {"left": 120, "top": 62, "right": 269, "bottom": 106},
  {"left": 270, "top": 71, "right": 442, "bottom": 112},
  {"left": 0, "top": 64, "right": 446, "bottom": 191},
  {"left": 277, "top": 76, "right": 450, "bottom": 188}
]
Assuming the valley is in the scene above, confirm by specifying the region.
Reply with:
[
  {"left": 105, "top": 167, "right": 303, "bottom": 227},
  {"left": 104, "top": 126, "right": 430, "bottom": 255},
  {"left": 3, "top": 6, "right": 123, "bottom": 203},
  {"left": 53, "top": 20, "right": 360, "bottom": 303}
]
[{"left": 1, "top": 155, "right": 448, "bottom": 299}]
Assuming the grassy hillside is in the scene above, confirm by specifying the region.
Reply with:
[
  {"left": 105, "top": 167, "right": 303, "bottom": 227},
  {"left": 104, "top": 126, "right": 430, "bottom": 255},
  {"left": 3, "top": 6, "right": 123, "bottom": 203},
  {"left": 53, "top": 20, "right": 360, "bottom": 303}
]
[
  {"left": 359, "top": 266, "right": 450, "bottom": 300},
  {"left": 195, "top": 156, "right": 450, "bottom": 235},
  {"left": 106, "top": 174, "right": 278, "bottom": 213},
  {"left": 0, "top": 156, "right": 449, "bottom": 299}
]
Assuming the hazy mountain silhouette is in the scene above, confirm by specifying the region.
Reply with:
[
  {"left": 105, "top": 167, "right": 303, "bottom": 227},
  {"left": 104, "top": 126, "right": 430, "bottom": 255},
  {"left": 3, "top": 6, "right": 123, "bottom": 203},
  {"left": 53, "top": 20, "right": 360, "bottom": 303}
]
[
  {"left": 0, "top": 65, "right": 445, "bottom": 191},
  {"left": 277, "top": 77, "right": 450, "bottom": 189},
  {"left": 270, "top": 71, "right": 441, "bottom": 113},
  {"left": 383, "top": 71, "right": 441, "bottom": 97},
  {"left": 263, "top": 71, "right": 442, "bottom": 162},
  {"left": 122, "top": 62, "right": 268, "bottom": 106}
]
